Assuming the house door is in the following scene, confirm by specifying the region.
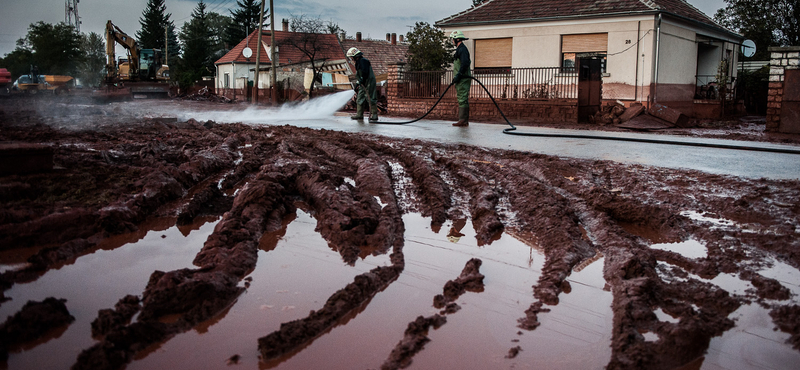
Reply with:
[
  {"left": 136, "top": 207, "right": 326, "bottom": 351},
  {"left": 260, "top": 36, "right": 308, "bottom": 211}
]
[
  {"left": 577, "top": 54, "right": 603, "bottom": 123},
  {"left": 780, "top": 69, "right": 800, "bottom": 133}
]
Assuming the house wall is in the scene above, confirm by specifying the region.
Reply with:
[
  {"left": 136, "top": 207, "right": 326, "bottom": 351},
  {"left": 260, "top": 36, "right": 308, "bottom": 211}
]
[
  {"left": 443, "top": 16, "right": 657, "bottom": 103},
  {"left": 215, "top": 63, "right": 254, "bottom": 99},
  {"left": 442, "top": 14, "right": 743, "bottom": 116}
]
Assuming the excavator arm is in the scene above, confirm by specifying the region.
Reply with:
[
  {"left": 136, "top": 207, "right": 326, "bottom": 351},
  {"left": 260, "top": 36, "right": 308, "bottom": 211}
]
[{"left": 105, "top": 20, "right": 139, "bottom": 81}]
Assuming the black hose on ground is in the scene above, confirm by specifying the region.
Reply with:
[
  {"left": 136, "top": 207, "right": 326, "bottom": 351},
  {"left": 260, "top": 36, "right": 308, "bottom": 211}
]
[{"left": 373, "top": 76, "right": 800, "bottom": 155}]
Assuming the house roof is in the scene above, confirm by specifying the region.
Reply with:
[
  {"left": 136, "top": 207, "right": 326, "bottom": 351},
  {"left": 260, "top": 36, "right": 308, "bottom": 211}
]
[
  {"left": 340, "top": 39, "right": 409, "bottom": 76},
  {"left": 215, "top": 29, "right": 346, "bottom": 65},
  {"left": 437, "top": 0, "right": 724, "bottom": 32}
]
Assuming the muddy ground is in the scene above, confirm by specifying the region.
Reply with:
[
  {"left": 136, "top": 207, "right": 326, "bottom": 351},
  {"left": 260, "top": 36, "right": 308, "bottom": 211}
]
[{"left": 1, "top": 96, "right": 800, "bottom": 370}]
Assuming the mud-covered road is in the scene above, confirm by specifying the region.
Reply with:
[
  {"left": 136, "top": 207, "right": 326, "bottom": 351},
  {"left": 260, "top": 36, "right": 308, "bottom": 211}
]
[{"left": 1, "top": 97, "right": 800, "bottom": 370}]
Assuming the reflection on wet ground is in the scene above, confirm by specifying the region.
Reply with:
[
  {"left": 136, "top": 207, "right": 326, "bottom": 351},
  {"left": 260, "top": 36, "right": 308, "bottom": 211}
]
[
  {"left": 3, "top": 210, "right": 799, "bottom": 369},
  {"left": 0, "top": 217, "right": 218, "bottom": 370}
]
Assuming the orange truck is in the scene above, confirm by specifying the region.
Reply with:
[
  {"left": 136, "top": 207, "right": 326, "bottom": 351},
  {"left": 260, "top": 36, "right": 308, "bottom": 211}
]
[{"left": 13, "top": 74, "right": 74, "bottom": 94}]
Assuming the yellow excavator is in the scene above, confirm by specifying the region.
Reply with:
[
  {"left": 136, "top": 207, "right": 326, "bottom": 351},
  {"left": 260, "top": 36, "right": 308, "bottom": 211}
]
[{"left": 101, "top": 20, "right": 170, "bottom": 98}]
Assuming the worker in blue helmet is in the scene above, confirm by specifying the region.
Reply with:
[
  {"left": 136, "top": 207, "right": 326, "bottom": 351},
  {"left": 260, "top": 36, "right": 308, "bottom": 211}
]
[
  {"left": 347, "top": 47, "right": 378, "bottom": 122},
  {"left": 450, "top": 30, "right": 471, "bottom": 127}
]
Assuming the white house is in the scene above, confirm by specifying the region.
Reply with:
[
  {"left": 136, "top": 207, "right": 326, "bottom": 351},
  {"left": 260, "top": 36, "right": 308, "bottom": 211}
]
[{"left": 436, "top": 0, "right": 744, "bottom": 116}]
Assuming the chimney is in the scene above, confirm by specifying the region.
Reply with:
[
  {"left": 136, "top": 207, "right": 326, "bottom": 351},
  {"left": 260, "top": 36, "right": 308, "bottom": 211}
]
[
  {"left": 339, "top": 32, "right": 346, "bottom": 42},
  {"left": 282, "top": 19, "right": 289, "bottom": 32},
  {"left": 399, "top": 35, "right": 404, "bottom": 43},
  {"left": 386, "top": 33, "right": 391, "bottom": 42},
  {"left": 391, "top": 33, "right": 397, "bottom": 45},
  {"left": 356, "top": 32, "right": 362, "bottom": 42}
]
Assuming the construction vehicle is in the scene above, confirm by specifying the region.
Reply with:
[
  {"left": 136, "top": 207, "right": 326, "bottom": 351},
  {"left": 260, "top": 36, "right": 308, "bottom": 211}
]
[
  {"left": 12, "top": 74, "right": 74, "bottom": 95},
  {"left": 100, "top": 20, "right": 170, "bottom": 98}
]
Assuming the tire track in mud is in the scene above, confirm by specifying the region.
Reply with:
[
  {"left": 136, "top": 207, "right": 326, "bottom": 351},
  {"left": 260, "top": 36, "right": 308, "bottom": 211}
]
[{"left": 1, "top": 114, "right": 800, "bottom": 369}]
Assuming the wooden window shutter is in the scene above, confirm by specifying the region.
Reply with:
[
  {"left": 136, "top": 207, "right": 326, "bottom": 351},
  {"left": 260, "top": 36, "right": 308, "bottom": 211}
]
[
  {"left": 474, "top": 38, "right": 513, "bottom": 68},
  {"left": 561, "top": 33, "right": 608, "bottom": 53}
]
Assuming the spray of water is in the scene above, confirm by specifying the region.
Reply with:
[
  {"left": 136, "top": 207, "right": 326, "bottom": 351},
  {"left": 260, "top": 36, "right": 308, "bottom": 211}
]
[{"left": 176, "top": 90, "right": 354, "bottom": 124}]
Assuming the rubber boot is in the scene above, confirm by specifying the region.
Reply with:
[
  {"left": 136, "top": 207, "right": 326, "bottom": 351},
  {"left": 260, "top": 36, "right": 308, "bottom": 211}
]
[
  {"left": 369, "top": 104, "right": 378, "bottom": 122},
  {"left": 453, "top": 106, "right": 469, "bottom": 127},
  {"left": 351, "top": 102, "right": 365, "bottom": 120}
]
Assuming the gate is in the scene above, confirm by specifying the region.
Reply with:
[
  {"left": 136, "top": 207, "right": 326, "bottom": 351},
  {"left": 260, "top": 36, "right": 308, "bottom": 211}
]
[
  {"left": 780, "top": 69, "right": 800, "bottom": 133},
  {"left": 577, "top": 54, "right": 604, "bottom": 123}
]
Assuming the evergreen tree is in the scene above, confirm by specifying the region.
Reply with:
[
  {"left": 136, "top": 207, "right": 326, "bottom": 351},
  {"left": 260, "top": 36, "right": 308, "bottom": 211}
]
[
  {"left": 177, "top": 0, "right": 212, "bottom": 87},
  {"left": 224, "top": 0, "right": 268, "bottom": 48},
  {"left": 136, "top": 0, "right": 180, "bottom": 60},
  {"left": 206, "top": 12, "right": 233, "bottom": 59}
]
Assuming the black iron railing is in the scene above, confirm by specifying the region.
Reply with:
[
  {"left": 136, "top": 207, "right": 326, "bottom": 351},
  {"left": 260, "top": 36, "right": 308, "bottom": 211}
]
[
  {"left": 695, "top": 75, "right": 737, "bottom": 100},
  {"left": 400, "top": 67, "right": 578, "bottom": 100}
]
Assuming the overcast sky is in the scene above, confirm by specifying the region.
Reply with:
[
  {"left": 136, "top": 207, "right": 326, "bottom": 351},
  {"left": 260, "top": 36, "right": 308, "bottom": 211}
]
[{"left": 0, "top": 0, "right": 726, "bottom": 58}]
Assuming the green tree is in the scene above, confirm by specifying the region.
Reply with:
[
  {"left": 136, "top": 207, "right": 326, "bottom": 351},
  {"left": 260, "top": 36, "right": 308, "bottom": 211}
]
[
  {"left": 0, "top": 46, "right": 34, "bottom": 80},
  {"left": 405, "top": 22, "right": 454, "bottom": 71},
  {"left": 176, "top": 0, "right": 212, "bottom": 88},
  {"left": 21, "top": 22, "right": 82, "bottom": 75},
  {"left": 206, "top": 12, "right": 233, "bottom": 60},
  {"left": 225, "top": 0, "right": 268, "bottom": 49},
  {"left": 136, "top": 0, "right": 180, "bottom": 61},
  {"left": 714, "top": 0, "right": 799, "bottom": 60},
  {"left": 78, "top": 32, "right": 105, "bottom": 87}
]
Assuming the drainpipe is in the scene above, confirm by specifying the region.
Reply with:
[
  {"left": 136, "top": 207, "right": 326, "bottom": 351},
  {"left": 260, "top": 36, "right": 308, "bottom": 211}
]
[
  {"left": 653, "top": 13, "right": 662, "bottom": 104},
  {"left": 634, "top": 21, "right": 640, "bottom": 102}
]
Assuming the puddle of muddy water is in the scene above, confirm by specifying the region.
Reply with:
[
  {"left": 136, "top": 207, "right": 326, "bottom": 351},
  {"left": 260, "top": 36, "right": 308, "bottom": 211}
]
[
  {"left": 0, "top": 217, "right": 218, "bottom": 370},
  {"left": 701, "top": 303, "right": 800, "bottom": 370},
  {"left": 256, "top": 213, "right": 613, "bottom": 370},
  {"left": 126, "top": 210, "right": 393, "bottom": 370},
  {"left": 651, "top": 239, "right": 708, "bottom": 259}
]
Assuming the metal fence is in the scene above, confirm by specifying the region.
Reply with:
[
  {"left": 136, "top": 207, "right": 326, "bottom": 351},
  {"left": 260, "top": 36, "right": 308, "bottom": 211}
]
[
  {"left": 400, "top": 67, "right": 578, "bottom": 100},
  {"left": 695, "top": 74, "right": 737, "bottom": 101}
]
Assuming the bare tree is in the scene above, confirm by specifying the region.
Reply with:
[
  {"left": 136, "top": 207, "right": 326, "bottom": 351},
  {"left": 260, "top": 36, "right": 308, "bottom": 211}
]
[{"left": 282, "top": 14, "right": 340, "bottom": 98}]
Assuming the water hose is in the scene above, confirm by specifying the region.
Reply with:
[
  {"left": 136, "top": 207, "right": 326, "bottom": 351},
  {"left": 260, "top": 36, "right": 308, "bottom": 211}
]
[{"left": 372, "top": 76, "right": 800, "bottom": 155}]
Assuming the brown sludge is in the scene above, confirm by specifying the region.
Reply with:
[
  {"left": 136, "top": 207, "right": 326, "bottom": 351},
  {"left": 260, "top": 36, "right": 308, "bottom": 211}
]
[
  {"left": 0, "top": 100, "right": 799, "bottom": 369},
  {"left": 382, "top": 258, "right": 483, "bottom": 370}
]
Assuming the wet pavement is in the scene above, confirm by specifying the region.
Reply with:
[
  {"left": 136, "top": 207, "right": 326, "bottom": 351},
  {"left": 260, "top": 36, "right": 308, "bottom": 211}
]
[{"left": 153, "top": 100, "right": 800, "bottom": 180}]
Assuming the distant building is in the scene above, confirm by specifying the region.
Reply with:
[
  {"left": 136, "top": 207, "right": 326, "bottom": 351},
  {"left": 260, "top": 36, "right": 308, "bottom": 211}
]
[{"left": 214, "top": 21, "right": 409, "bottom": 100}]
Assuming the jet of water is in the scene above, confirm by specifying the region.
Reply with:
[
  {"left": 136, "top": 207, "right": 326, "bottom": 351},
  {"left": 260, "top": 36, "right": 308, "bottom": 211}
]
[{"left": 178, "top": 90, "right": 354, "bottom": 124}]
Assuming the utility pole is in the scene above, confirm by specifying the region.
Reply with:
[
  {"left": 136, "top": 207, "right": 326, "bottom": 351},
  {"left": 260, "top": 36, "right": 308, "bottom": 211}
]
[
  {"left": 165, "top": 27, "right": 169, "bottom": 65},
  {"left": 253, "top": 0, "right": 266, "bottom": 104},
  {"left": 270, "top": 0, "right": 277, "bottom": 105}
]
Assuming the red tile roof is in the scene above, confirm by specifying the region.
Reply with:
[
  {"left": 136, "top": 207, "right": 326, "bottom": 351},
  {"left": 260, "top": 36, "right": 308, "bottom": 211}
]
[
  {"left": 437, "top": 0, "right": 721, "bottom": 30},
  {"left": 340, "top": 39, "right": 409, "bottom": 76},
  {"left": 215, "top": 29, "right": 346, "bottom": 65}
]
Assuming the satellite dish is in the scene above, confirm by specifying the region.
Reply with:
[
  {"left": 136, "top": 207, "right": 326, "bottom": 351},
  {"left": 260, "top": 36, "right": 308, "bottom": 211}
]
[
  {"left": 741, "top": 39, "right": 756, "bottom": 58},
  {"left": 242, "top": 47, "right": 253, "bottom": 58}
]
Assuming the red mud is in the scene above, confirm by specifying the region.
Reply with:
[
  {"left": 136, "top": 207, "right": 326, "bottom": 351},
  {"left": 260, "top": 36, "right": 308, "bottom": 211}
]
[{"left": 1, "top": 98, "right": 799, "bottom": 369}]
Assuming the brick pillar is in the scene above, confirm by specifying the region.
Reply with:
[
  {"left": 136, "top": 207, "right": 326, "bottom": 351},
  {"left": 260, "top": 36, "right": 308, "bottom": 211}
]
[
  {"left": 766, "top": 46, "right": 800, "bottom": 132},
  {"left": 387, "top": 62, "right": 405, "bottom": 114}
]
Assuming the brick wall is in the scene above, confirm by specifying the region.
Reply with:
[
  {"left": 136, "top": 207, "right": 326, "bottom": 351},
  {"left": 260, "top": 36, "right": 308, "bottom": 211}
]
[
  {"left": 766, "top": 46, "right": 800, "bottom": 132},
  {"left": 386, "top": 63, "right": 578, "bottom": 123}
]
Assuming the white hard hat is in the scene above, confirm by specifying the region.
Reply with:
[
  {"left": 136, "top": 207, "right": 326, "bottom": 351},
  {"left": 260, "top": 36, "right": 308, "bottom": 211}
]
[
  {"left": 449, "top": 30, "right": 469, "bottom": 40},
  {"left": 346, "top": 47, "right": 362, "bottom": 57}
]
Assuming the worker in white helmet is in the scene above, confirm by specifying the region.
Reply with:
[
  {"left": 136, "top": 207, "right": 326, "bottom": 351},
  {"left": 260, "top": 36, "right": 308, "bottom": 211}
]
[
  {"left": 450, "top": 30, "right": 471, "bottom": 127},
  {"left": 346, "top": 47, "right": 378, "bottom": 122}
]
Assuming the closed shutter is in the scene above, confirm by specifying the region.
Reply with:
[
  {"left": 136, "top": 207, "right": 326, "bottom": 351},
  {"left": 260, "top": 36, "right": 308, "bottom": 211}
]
[
  {"left": 561, "top": 33, "right": 608, "bottom": 53},
  {"left": 474, "top": 38, "right": 513, "bottom": 68}
]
